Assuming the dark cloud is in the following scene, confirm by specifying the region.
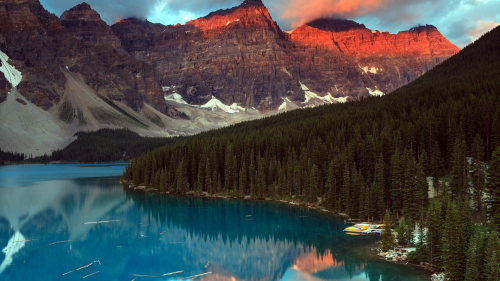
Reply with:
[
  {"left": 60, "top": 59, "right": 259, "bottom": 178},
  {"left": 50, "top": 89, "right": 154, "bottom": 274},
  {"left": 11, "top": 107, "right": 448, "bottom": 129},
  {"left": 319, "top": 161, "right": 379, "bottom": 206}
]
[
  {"left": 39, "top": 0, "right": 498, "bottom": 47},
  {"left": 40, "top": 0, "right": 161, "bottom": 23}
]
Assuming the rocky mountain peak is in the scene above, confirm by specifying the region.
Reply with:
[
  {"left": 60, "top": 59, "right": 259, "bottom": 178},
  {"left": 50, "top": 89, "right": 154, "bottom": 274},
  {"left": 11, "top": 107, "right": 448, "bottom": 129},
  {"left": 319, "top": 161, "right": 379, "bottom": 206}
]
[
  {"left": 61, "top": 2, "right": 100, "bottom": 21},
  {"left": 68, "top": 2, "right": 92, "bottom": 12},
  {"left": 306, "top": 18, "right": 367, "bottom": 32},
  {"left": 61, "top": 2, "right": 125, "bottom": 53},
  {"left": 409, "top": 24, "right": 438, "bottom": 32},
  {"left": 241, "top": 0, "right": 265, "bottom": 6}
]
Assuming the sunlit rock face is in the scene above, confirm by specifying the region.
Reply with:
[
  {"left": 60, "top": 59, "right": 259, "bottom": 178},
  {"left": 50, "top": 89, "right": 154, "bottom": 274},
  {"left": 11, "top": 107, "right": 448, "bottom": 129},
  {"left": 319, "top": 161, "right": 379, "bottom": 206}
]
[{"left": 112, "top": 1, "right": 459, "bottom": 110}]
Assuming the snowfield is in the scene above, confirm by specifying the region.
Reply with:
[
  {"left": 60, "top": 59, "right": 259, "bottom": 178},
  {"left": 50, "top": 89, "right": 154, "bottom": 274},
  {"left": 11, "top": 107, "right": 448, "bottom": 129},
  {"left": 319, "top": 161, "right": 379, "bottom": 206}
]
[
  {"left": 201, "top": 96, "right": 239, "bottom": 114},
  {"left": 0, "top": 50, "right": 22, "bottom": 88}
]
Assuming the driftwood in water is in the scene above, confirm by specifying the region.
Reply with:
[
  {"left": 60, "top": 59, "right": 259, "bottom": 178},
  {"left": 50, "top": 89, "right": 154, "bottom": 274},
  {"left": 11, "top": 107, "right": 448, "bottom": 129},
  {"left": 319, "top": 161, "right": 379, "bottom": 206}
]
[
  {"left": 62, "top": 262, "right": 93, "bottom": 276},
  {"left": 48, "top": 240, "right": 72, "bottom": 246},
  {"left": 161, "top": 271, "right": 184, "bottom": 276},
  {"left": 84, "top": 220, "right": 120, "bottom": 225},
  {"left": 82, "top": 271, "right": 100, "bottom": 279},
  {"left": 187, "top": 272, "right": 212, "bottom": 279},
  {"left": 131, "top": 274, "right": 156, "bottom": 277}
]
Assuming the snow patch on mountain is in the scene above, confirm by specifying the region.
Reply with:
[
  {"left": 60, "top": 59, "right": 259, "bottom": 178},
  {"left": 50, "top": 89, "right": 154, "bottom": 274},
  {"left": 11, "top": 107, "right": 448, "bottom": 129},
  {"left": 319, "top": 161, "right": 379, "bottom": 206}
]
[
  {"left": 230, "top": 103, "right": 245, "bottom": 112},
  {"left": 201, "top": 96, "right": 239, "bottom": 113},
  {"left": 359, "top": 65, "right": 378, "bottom": 74},
  {"left": 165, "top": 93, "right": 189, "bottom": 105},
  {"left": 366, "top": 87, "right": 384, "bottom": 96},
  {"left": 0, "top": 50, "right": 22, "bottom": 88},
  {"left": 300, "top": 82, "right": 347, "bottom": 104}
]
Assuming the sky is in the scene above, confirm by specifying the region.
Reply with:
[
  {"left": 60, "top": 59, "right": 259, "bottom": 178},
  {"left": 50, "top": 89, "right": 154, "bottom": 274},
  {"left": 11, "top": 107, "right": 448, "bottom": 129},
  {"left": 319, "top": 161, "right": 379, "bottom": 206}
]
[{"left": 40, "top": 0, "right": 500, "bottom": 48}]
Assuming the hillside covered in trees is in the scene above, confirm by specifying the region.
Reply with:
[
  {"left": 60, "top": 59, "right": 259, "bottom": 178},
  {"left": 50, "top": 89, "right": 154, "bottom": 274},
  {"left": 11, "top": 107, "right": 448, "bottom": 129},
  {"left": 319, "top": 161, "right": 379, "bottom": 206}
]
[
  {"left": 0, "top": 129, "right": 180, "bottom": 164},
  {"left": 123, "top": 26, "right": 500, "bottom": 277}
]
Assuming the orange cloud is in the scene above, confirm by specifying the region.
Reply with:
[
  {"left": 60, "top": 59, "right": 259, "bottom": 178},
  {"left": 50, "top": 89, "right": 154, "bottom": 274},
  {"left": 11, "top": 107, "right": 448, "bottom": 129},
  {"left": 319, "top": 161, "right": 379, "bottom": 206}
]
[
  {"left": 279, "top": 0, "right": 394, "bottom": 28},
  {"left": 467, "top": 20, "right": 499, "bottom": 37}
]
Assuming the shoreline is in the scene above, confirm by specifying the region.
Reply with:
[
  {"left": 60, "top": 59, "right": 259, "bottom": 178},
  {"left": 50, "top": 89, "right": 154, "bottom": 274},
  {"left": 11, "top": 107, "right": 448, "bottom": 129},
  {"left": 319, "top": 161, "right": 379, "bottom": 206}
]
[
  {"left": 121, "top": 180, "right": 352, "bottom": 217},
  {"left": 123, "top": 180, "right": 437, "bottom": 279}
]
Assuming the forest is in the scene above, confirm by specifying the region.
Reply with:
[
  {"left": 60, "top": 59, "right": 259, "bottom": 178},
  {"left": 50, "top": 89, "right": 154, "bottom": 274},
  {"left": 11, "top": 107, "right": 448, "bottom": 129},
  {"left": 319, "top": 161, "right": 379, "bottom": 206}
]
[
  {"left": 123, "top": 25, "right": 500, "bottom": 278},
  {"left": 0, "top": 129, "right": 179, "bottom": 165}
]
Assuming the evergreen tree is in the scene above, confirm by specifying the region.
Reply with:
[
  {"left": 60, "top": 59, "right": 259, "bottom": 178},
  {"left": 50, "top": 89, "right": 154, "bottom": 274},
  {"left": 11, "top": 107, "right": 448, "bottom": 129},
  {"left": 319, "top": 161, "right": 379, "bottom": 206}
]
[
  {"left": 443, "top": 201, "right": 467, "bottom": 280},
  {"left": 381, "top": 210, "right": 396, "bottom": 252},
  {"left": 239, "top": 161, "right": 247, "bottom": 197},
  {"left": 403, "top": 156, "right": 421, "bottom": 223},
  {"left": 425, "top": 203, "right": 443, "bottom": 269},
  {"left": 471, "top": 134, "right": 486, "bottom": 211},
  {"left": 487, "top": 147, "right": 500, "bottom": 226},
  {"left": 484, "top": 231, "right": 500, "bottom": 281},
  {"left": 450, "top": 134, "right": 468, "bottom": 198},
  {"left": 391, "top": 149, "right": 404, "bottom": 214},
  {"left": 465, "top": 230, "right": 481, "bottom": 281},
  {"left": 396, "top": 218, "right": 407, "bottom": 246}
]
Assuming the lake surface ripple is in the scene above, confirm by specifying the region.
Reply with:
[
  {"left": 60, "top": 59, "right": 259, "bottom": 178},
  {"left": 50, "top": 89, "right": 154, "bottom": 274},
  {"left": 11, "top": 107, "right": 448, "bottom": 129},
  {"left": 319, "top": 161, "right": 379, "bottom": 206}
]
[{"left": 0, "top": 164, "right": 429, "bottom": 281}]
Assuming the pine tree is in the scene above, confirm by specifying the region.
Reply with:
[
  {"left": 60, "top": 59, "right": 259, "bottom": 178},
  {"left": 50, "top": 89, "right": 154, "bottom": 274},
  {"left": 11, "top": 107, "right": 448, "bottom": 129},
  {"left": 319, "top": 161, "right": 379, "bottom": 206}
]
[
  {"left": 443, "top": 201, "right": 467, "bottom": 280},
  {"left": 396, "top": 218, "right": 407, "bottom": 246},
  {"left": 450, "top": 134, "right": 468, "bottom": 198},
  {"left": 239, "top": 161, "right": 247, "bottom": 197},
  {"left": 487, "top": 147, "right": 500, "bottom": 226},
  {"left": 465, "top": 231, "right": 480, "bottom": 281},
  {"left": 205, "top": 158, "right": 212, "bottom": 194},
  {"left": 310, "top": 164, "right": 319, "bottom": 203},
  {"left": 471, "top": 134, "right": 485, "bottom": 211},
  {"left": 375, "top": 154, "right": 387, "bottom": 219},
  {"left": 426, "top": 201, "right": 442, "bottom": 271},
  {"left": 341, "top": 165, "right": 351, "bottom": 214},
  {"left": 492, "top": 109, "right": 500, "bottom": 154},
  {"left": 381, "top": 210, "right": 396, "bottom": 252},
  {"left": 391, "top": 149, "right": 404, "bottom": 214},
  {"left": 403, "top": 156, "right": 420, "bottom": 223},
  {"left": 484, "top": 231, "right": 500, "bottom": 281}
]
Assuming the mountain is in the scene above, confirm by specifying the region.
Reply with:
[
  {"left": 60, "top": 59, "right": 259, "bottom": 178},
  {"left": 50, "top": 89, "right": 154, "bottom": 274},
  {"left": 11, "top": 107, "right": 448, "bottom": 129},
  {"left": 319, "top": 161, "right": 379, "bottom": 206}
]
[
  {"left": 0, "top": 0, "right": 459, "bottom": 155},
  {"left": 123, "top": 23, "right": 500, "bottom": 217},
  {"left": 112, "top": 0, "right": 459, "bottom": 109}
]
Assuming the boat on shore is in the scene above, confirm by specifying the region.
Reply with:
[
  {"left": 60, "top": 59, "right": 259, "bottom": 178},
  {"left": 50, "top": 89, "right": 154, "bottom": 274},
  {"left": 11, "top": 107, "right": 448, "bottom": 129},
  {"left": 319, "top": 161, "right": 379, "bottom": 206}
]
[{"left": 343, "top": 223, "right": 384, "bottom": 235}]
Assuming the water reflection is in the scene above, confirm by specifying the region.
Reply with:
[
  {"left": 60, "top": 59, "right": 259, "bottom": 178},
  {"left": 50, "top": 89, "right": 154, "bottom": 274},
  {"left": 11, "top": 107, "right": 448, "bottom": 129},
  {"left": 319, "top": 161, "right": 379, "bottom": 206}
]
[{"left": 0, "top": 164, "right": 429, "bottom": 281}]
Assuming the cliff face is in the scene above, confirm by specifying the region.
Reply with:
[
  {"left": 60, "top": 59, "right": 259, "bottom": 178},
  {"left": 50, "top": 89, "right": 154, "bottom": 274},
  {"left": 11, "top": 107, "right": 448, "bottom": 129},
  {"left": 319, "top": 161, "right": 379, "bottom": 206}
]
[
  {"left": 112, "top": 0, "right": 300, "bottom": 109},
  {"left": 112, "top": 3, "right": 459, "bottom": 110},
  {"left": 60, "top": 2, "right": 124, "bottom": 54},
  {"left": 288, "top": 19, "right": 460, "bottom": 98},
  {"left": 0, "top": 0, "right": 164, "bottom": 113}
]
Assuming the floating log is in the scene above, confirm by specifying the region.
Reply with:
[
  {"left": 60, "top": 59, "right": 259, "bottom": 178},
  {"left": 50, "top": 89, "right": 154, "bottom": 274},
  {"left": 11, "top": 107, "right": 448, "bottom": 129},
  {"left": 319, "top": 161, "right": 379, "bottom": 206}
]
[
  {"left": 48, "top": 240, "right": 72, "bottom": 246},
  {"left": 62, "top": 262, "right": 94, "bottom": 276},
  {"left": 14, "top": 239, "right": 37, "bottom": 243},
  {"left": 131, "top": 274, "right": 156, "bottom": 277},
  {"left": 205, "top": 261, "right": 210, "bottom": 268},
  {"left": 204, "top": 249, "right": 209, "bottom": 254},
  {"left": 160, "top": 231, "right": 167, "bottom": 235},
  {"left": 82, "top": 271, "right": 100, "bottom": 279},
  {"left": 245, "top": 215, "right": 252, "bottom": 217},
  {"left": 84, "top": 220, "right": 120, "bottom": 225},
  {"left": 187, "top": 272, "right": 212, "bottom": 279},
  {"left": 161, "top": 271, "right": 184, "bottom": 276}
]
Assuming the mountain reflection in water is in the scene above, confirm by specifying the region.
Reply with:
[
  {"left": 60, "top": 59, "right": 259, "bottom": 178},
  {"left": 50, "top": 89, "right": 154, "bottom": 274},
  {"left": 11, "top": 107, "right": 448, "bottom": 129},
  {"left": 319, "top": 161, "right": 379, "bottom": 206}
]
[{"left": 0, "top": 164, "right": 429, "bottom": 281}]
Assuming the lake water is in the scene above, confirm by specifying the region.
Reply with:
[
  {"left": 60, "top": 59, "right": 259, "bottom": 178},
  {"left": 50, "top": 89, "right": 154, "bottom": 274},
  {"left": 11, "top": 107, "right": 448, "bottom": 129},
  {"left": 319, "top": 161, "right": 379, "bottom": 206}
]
[{"left": 0, "top": 164, "right": 430, "bottom": 281}]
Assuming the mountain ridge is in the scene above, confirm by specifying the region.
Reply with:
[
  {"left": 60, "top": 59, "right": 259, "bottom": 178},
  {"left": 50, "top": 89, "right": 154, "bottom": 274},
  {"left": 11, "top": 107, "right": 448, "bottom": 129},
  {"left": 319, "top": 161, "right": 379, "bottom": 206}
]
[{"left": 0, "top": 0, "right": 461, "bottom": 155}]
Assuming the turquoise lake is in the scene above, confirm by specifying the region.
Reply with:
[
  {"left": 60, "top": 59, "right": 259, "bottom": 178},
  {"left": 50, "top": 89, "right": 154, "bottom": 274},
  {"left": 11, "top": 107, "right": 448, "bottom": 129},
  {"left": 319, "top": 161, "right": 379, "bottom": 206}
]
[{"left": 0, "top": 164, "right": 430, "bottom": 280}]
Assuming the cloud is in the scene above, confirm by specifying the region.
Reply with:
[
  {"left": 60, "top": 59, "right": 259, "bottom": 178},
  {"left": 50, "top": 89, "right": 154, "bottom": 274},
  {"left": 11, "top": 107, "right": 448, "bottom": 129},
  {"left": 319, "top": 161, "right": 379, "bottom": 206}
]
[
  {"left": 40, "top": 0, "right": 162, "bottom": 23},
  {"left": 39, "top": 0, "right": 499, "bottom": 47}
]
